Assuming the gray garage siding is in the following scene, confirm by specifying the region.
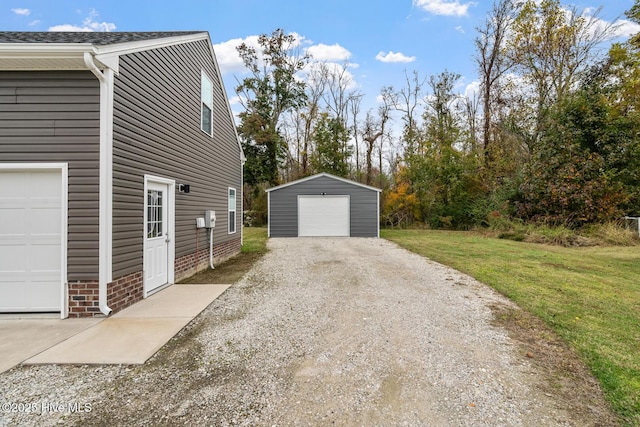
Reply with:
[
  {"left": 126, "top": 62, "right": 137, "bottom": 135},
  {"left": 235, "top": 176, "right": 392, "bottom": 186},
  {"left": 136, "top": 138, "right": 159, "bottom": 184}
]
[
  {"left": 268, "top": 175, "right": 380, "bottom": 238},
  {"left": 111, "top": 39, "right": 242, "bottom": 278},
  {"left": 0, "top": 71, "right": 100, "bottom": 281}
]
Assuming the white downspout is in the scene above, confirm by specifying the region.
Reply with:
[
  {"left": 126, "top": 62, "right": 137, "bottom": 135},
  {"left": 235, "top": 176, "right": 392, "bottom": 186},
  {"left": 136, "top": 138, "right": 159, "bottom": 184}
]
[
  {"left": 85, "top": 52, "right": 113, "bottom": 316},
  {"left": 209, "top": 228, "right": 215, "bottom": 270}
]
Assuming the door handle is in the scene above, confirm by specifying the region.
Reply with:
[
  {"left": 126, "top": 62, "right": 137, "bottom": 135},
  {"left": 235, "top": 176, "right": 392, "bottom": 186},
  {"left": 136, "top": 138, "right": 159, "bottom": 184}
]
[{"left": 165, "top": 233, "right": 171, "bottom": 243}]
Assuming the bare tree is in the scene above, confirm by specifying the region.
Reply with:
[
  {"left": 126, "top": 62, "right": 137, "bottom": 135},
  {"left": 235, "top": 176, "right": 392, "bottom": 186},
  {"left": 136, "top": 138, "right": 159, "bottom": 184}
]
[
  {"left": 298, "top": 63, "right": 327, "bottom": 176},
  {"left": 475, "top": 0, "right": 516, "bottom": 165},
  {"left": 361, "top": 96, "right": 391, "bottom": 185},
  {"left": 321, "top": 62, "right": 353, "bottom": 122},
  {"left": 461, "top": 91, "right": 480, "bottom": 152},
  {"left": 389, "top": 70, "right": 427, "bottom": 156},
  {"left": 349, "top": 93, "right": 364, "bottom": 176}
]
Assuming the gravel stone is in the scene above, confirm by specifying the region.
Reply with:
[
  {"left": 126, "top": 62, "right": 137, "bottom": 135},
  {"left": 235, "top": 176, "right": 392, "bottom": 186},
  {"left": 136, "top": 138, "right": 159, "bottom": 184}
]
[{"left": 0, "top": 238, "right": 609, "bottom": 426}]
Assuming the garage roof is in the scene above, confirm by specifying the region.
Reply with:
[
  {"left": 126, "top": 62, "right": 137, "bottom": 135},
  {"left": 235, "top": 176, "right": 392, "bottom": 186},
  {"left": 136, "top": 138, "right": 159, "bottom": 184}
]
[{"left": 266, "top": 173, "right": 382, "bottom": 193}]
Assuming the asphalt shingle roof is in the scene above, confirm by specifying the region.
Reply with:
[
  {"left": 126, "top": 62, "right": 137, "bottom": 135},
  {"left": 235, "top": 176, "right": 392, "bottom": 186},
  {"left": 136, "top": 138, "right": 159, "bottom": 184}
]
[{"left": 0, "top": 31, "right": 205, "bottom": 45}]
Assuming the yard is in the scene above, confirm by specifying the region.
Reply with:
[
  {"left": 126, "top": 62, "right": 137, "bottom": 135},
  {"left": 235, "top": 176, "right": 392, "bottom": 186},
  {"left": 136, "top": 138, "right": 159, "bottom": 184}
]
[{"left": 382, "top": 229, "right": 640, "bottom": 425}]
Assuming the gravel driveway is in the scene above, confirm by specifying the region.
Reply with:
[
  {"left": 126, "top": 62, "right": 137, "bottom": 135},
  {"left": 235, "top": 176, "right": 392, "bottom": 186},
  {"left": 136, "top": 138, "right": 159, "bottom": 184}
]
[{"left": 0, "top": 238, "right": 614, "bottom": 426}]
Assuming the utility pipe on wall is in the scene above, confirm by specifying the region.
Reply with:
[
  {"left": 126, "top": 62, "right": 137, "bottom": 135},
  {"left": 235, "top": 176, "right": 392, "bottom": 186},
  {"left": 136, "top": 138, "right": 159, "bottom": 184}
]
[
  {"left": 209, "top": 228, "right": 215, "bottom": 270},
  {"left": 84, "top": 52, "right": 112, "bottom": 316}
]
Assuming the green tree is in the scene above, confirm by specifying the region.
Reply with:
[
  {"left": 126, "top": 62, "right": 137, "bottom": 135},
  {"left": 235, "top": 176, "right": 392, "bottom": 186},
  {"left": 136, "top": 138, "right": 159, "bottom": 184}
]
[
  {"left": 236, "top": 29, "right": 310, "bottom": 186},
  {"left": 516, "top": 68, "right": 630, "bottom": 226},
  {"left": 605, "top": 6, "right": 640, "bottom": 214},
  {"left": 507, "top": 0, "right": 613, "bottom": 151},
  {"left": 402, "top": 70, "right": 484, "bottom": 228},
  {"left": 309, "top": 113, "right": 351, "bottom": 176}
]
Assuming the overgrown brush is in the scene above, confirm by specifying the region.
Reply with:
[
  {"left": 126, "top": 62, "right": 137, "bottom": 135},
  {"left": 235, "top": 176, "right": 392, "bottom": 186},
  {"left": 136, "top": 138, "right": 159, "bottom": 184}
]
[{"left": 485, "top": 218, "right": 638, "bottom": 247}]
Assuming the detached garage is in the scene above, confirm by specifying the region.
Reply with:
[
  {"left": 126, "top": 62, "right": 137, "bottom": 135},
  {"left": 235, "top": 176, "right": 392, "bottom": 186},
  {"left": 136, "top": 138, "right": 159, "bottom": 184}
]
[{"left": 266, "top": 173, "right": 381, "bottom": 238}]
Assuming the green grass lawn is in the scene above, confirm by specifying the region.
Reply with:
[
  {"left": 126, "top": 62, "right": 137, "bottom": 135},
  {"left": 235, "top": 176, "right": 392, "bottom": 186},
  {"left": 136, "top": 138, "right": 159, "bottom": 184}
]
[
  {"left": 179, "top": 227, "right": 268, "bottom": 284},
  {"left": 241, "top": 226, "right": 268, "bottom": 254},
  {"left": 382, "top": 229, "right": 640, "bottom": 425}
]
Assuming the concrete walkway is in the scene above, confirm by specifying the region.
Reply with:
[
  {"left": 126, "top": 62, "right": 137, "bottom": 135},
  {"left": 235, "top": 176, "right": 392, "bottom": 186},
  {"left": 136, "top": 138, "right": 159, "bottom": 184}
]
[{"left": 0, "top": 284, "right": 229, "bottom": 372}]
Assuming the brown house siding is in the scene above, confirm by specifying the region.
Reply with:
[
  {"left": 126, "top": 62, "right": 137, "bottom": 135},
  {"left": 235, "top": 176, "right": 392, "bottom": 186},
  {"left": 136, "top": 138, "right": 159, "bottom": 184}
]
[
  {"left": 111, "top": 39, "right": 243, "bottom": 279},
  {"left": 0, "top": 71, "right": 100, "bottom": 281}
]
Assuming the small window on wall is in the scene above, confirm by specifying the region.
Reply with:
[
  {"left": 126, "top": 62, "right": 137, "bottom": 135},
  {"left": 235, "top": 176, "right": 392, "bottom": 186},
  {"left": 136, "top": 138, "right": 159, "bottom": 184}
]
[
  {"left": 228, "top": 187, "right": 236, "bottom": 234},
  {"left": 201, "top": 71, "right": 213, "bottom": 135}
]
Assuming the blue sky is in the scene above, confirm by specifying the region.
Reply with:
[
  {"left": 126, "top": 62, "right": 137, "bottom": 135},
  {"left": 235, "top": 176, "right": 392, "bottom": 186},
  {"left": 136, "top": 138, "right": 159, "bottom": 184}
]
[{"left": 3, "top": 0, "right": 640, "bottom": 114}]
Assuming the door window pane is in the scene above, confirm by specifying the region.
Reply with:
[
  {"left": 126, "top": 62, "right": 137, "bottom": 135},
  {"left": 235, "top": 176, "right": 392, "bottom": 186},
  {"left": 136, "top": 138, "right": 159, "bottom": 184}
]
[{"left": 147, "top": 189, "right": 163, "bottom": 238}]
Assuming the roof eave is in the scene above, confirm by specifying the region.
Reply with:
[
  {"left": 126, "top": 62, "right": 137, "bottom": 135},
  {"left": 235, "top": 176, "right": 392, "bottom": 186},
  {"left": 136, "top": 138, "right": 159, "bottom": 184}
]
[
  {"left": 266, "top": 172, "right": 383, "bottom": 193},
  {"left": 0, "top": 33, "right": 210, "bottom": 73},
  {"left": 0, "top": 43, "right": 103, "bottom": 70}
]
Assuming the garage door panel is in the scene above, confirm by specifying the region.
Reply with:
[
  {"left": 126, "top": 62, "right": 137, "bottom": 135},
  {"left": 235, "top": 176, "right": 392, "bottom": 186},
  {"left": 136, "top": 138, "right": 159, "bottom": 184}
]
[
  {"left": 299, "top": 196, "right": 349, "bottom": 237},
  {"left": 33, "top": 175, "right": 62, "bottom": 196},
  {"left": 0, "top": 170, "right": 63, "bottom": 312},
  {"left": 30, "top": 207, "right": 62, "bottom": 234},
  {"left": 0, "top": 280, "right": 60, "bottom": 312},
  {"left": 29, "top": 279, "right": 60, "bottom": 311},
  {"left": 0, "top": 208, "right": 27, "bottom": 234},
  {"left": 0, "top": 244, "right": 27, "bottom": 271},
  {"left": 0, "top": 173, "right": 27, "bottom": 197},
  {"left": 30, "top": 243, "right": 62, "bottom": 270}
]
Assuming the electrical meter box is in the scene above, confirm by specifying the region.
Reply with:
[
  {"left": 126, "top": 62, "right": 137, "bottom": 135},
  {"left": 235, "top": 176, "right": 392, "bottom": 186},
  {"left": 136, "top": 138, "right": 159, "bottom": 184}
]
[{"left": 204, "top": 210, "right": 216, "bottom": 228}]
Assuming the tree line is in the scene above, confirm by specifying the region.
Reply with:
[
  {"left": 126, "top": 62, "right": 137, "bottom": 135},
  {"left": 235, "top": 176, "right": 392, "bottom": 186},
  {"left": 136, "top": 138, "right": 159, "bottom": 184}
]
[{"left": 237, "top": 0, "right": 640, "bottom": 229}]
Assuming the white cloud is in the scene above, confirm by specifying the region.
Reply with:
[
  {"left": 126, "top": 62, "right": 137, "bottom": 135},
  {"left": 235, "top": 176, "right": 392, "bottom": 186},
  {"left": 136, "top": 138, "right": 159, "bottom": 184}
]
[
  {"left": 48, "top": 9, "right": 116, "bottom": 32},
  {"left": 213, "top": 32, "right": 308, "bottom": 75},
  {"left": 412, "top": 0, "right": 475, "bottom": 17},
  {"left": 28, "top": 20, "right": 40, "bottom": 27},
  {"left": 213, "top": 36, "right": 261, "bottom": 74},
  {"left": 214, "top": 32, "right": 361, "bottom": 100},
  {"left": 455, "top": 25, "right": 465, "bottom": 34},
  {"left": 11, "top": 8, "right": 30, "bottom": 16},
  {"left": 306, "top": 43, "right": 351, "bottom": 62},
  {"left": 375, "top": 51, "right": 416, "bottom": 63},
  {"left": 464, "top": 80, "right": 480, "bottom": 99},
  {"left": 610, "top": 19, "right": 640, "bottom": 39}
]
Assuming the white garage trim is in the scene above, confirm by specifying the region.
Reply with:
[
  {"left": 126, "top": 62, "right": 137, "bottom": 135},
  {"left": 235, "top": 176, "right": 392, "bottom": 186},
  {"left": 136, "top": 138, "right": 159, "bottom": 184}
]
[
  {"left": 0, "top": 163, "right": 68, "bottom": 318},
  {"left": 298, "top": 195, "right": 350, "bottom": 237}
]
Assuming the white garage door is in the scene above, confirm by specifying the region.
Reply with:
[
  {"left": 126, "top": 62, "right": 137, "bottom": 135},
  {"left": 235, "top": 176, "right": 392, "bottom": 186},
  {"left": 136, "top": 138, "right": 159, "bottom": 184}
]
[
  {"left": 298, "top": 195, "right": 349, "bottom": 237},
  {"left": 0, "top": 170, "right": 63, "bottom": 312}
]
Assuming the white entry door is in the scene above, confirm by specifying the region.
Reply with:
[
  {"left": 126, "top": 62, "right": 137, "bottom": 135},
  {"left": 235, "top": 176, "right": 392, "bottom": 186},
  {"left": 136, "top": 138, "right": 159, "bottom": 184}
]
[
  {"left": 0, "top": 169, "right": 63, "bottom": 312},
  {"left": 144, "top": 181, "right": 169, "bottom": 294},
  {"left": 298, "top": 195, "right": 350, "bottom": 237}
]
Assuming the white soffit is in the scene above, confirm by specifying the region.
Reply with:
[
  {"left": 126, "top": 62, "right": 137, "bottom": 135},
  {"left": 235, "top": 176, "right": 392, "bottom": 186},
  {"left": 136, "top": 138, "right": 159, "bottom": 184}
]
[{"left": 0, "top": 44, "right": 102, "bottom": 70}]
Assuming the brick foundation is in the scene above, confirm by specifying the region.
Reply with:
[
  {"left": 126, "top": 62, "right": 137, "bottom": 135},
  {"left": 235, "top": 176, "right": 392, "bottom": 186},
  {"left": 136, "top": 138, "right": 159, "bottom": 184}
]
[
  {"left": 106, "top": 271, "right": 143, "bottom": 314},
  {"left": 67, "top": 271, "right": 143, "bottom": 318},
  {"left": 67, "top": 281, "right": 100, "bottom": 318},
  {"left": 67, "top": 236, "right": 241, "bottom": 317},
  {"left": 174, "top": 235, "right": 242, "bottom": 282}
]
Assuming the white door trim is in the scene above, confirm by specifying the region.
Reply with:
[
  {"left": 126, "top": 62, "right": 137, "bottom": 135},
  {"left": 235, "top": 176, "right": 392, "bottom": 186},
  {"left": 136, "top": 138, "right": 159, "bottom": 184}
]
[
  {"left": 0, "top": 163, "right": 68, "bottom": 318},
  {"left": 143, "top": 175, "right": 175, "bottom": 297}
]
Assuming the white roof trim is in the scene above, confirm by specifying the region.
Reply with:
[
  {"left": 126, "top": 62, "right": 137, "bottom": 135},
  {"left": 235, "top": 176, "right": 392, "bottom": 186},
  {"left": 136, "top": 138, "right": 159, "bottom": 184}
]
[
  {"left": 0, "top": 32, "right": 209, "bottom": 74},
  {"left": 266, "top": 173, "right": 382, "bottom": 193},
  {"left": 0, "top": 43, "right": 97, "bottom": 53},
  {"left": 202, "top": 35, "right": 246, "bottom": 163},
  {"left": 0, "top": 44, "right": 103, "bottom": 70},
  {"left": 94, "top": 32, "right": 209, "bottom": 74}
]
